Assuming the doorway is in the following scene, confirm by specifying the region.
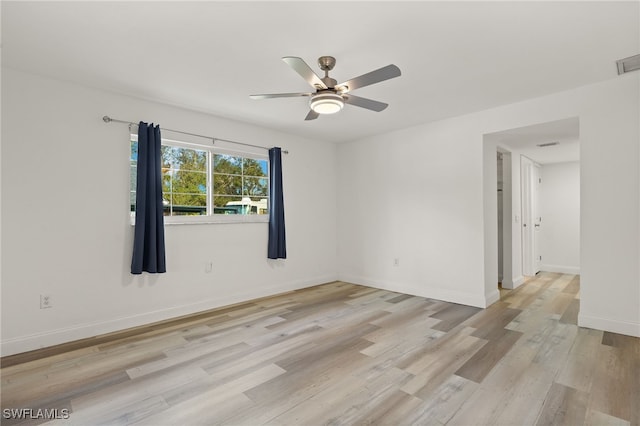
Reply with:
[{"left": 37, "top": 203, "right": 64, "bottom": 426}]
[{"left": 483, "top": 116, "right": 580, "bottom": 296}]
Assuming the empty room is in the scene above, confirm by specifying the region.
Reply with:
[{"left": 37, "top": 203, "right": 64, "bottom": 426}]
[{"left": 1, "top": 1, "right": 639, "bottom": 425}]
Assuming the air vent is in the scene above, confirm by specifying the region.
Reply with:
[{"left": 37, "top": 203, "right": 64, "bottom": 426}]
[
  {"left": 617, "top": 54, "right": 640, "bottom": 75},
  {"left": 537, "top": 141, "right": 560, "bottom": 148}
]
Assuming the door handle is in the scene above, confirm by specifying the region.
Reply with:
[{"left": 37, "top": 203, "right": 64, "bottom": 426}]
[{"left": 535, "top": 224, "right": 540, "bottom": 227}]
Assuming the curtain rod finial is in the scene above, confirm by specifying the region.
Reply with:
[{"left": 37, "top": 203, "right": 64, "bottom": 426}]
[{"left": 103, "top": 116, "right": 112, "bottom": 123}]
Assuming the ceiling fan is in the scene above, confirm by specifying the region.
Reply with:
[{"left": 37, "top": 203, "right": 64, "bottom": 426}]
[{"left": 250, "top": 56, "right": 401, "bottom": 121}]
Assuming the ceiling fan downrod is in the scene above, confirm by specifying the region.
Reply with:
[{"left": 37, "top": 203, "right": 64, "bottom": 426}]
[{"left": 317, "top": 56, "right": 338, "bottom": 89}]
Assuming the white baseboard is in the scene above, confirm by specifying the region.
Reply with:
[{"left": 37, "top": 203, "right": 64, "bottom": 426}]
[
  {"left": 485, "top": 289, "right": 501, "bottom": 307},
  {"left": 501, "top": 277, "right": 514, "bottom": 289},
  {"left": 512, "top": 275, "right": 526, "bottom": 289},
  {"left": 1, "top": 274, "right": 337, "bottom": 357},
  {"left": 338, "top": 274, "right": 489, "bottom": 308},
  {"left": 540, "top": 264, "right": 580, "bottom": 275},
  {"left": 578, "top": 313, "right": 640, "bottom": 338}
]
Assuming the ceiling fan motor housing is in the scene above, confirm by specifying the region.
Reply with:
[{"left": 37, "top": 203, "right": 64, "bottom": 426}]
[{"left": 309, "top": 92, "right": 344, "bottom": 114}]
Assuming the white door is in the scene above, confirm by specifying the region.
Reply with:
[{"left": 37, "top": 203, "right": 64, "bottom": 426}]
[
  {"left": 521, "top": 156, "right": 541, "bottom": 276},
  {"left": 533, "top": 163, "right": 542, "bottom": 274}
]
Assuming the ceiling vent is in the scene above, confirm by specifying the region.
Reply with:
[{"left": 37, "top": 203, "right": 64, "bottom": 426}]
[
  {"left": 617, "top": 54, "right": 640, "bottom": 75},
  {"left": 537, "top": 141, "right": 560, "bottom": 148}
]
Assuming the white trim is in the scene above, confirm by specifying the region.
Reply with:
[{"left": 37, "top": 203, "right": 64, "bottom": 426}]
[
  {"left": 338, "top": 274, "right": 490, "bottom": 308},
  {"left": 501, "top": 277, "right": 514, "bottom": 289},
  {"left": 540, "top": 264, "right": 580, "bottom": 275},
  {"left": 485, "top": 289, "right": 501, "bottom": 307},
  {"left": 163, "top": 214, "right": 269, "bottom": 225},
  {"left": 578, "top": 313, "right": 640, "bottom": 338},
  {"left": 0, "top": 274, "right": 337, "bottom": 357},
  {"left": 512, "top": 275, "right": 526, "bottom": 289}
]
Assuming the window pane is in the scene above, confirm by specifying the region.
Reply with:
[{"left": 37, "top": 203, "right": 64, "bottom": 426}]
[
  {"left": 130, "top": 191, "right": 136, "bottom": 211},
  {"left": 243, "top": 177, "right": 268, "bottom": 197},
  {"left": 172, "top": 191, "right": 208, "bottom": 206},
  {"left": 214, "top": 154, "right": 242, "bottom": 174},
  {"left": 180, "top": 150, "right": 207, "bottom": 172},
  {"left": 214, "top": 196, "right": 244, "bottom": 214},
  {"left": 130, "top": 165, "right": 137, "bottom": 190},
  {"left": 213, "top": 196, "right": 268, "bottom": 215},
  {"left": 243, "top": 158, "right": 268, "bottom": 177},
  {"left": 160, "top": 146, "right": 208, "bottom": 216},
  {"left": 130, "top": 140, "right": 138, "bottom": 162},
  {"left": 162, "top": 173, "right": 172, "bottom": 194},
  {"left": 172, "top": 170, "right": 207, "bottom": 194},
  {"left": 164, "top": 146, "right": 207, "bottom": 171},
  {"left": 213, "top": 174, "right": 242, "bottom": 196},
  {"left": 212, "top": 155, "right": 268, "bottom": 215},
  {"left": 131, "top": 140, "right": 138, "bottom": 212},
  {"left": 250, "top": 197, "right": 269, "bottom": 215},
  {"left": 170, "top": 193, "right": 206, "bottom": 216},
  {"left": 161, "top": 145, "right": 175, "bottom": 168}
]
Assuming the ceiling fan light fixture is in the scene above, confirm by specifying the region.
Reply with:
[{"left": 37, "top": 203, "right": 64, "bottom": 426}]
[
  {"left": 309, "top": 92, "right": 344, "bottom": 114},
  {"left": 252, "top": 56, "right": 401, "bottom": 120}
]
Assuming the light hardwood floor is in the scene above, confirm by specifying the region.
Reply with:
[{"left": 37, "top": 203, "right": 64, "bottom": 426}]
[{"left": 1, "top": 272, "right": 639, "bottom": 425}]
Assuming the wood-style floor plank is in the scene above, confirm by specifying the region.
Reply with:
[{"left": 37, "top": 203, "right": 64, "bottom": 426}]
[
  {"left": 454, "top": 328, "right": 523, "bottom": 383},
  {"left": 536, "top": 382, "right": 589, "bottom": 426},
  {"left": 1, "top": 273, "right": 639, "bottom": 425}
]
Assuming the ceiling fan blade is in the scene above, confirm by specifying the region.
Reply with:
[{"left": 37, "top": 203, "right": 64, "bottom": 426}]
[
  {"left": 343, "top": 94, "right": 388, "bottom": 112},
  {"left": 337, "top": 64, "right": 401, "bottom": 93},
  {"left": 305, "top": 110, "right": 320, "bottom": 121},
  {"left": 282, "top": 57, "right": 328, "bottom": 90},
  {"left": 250, "top": 93, "right": 312, "bottom": 100}
]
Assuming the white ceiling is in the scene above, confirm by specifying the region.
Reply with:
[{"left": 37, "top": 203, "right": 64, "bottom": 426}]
[
  {"left": 487, "top": 117, "right": 580, "bottom": 164},
  {"left": 2, "top": 1, "right": 638, "bottom": 143}
]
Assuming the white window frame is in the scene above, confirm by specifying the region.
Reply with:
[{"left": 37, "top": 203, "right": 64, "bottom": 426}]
[{"left": 130, "top": 135, "right": 269, "bottom": 225}]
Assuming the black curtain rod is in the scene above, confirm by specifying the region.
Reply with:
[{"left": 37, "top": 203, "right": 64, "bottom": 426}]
[{"left": 102, "top": 116, "right": 288, "bottom": 154}]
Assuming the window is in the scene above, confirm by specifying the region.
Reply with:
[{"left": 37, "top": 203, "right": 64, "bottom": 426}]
[{"left": 130, "top": 136, "right": 269, "bottom": 223}]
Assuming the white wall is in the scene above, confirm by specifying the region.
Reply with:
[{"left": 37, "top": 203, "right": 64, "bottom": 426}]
[
  {"left": 338, "top": 73, "right": 639, "bottom": 337},
  {"left": 337, "top": 115, "right": 494, "bottom": 308},
  {"left": 499, "top": 151, "right": 513, "bottom": 289},
  {"left": 539, "top": 161, "right": 580, "bottom": 274},
  {"left": 1, "top": 68, "right": 338, "bottom": 355}
]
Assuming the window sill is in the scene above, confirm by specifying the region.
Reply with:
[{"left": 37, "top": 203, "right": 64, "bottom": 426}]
[{"left": 130, "top": 215, "right": 269, "bottom": 226}]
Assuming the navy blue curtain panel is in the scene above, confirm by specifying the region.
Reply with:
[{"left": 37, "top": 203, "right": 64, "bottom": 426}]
[
  {"left": 131, "top": 122, "right": 166, "bottom": 274},
  {"left": 268, "top": 147, "right": 287, "bottom": 259}
]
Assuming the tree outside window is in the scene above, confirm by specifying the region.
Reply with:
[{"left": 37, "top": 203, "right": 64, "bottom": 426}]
[{"left": 130, "top": 138, "right": 268, "bottom": 218}]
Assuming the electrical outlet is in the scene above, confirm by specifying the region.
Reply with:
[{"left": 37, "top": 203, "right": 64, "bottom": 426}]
[
  {"left": 205, "top": 261, "right": 213, "bottom": 273},
  {"left": 394, "top": 258, "right": 400, "bottom": 267},
  {"left": 40, "top": 294, "right": 52, "bottom": 309}
]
